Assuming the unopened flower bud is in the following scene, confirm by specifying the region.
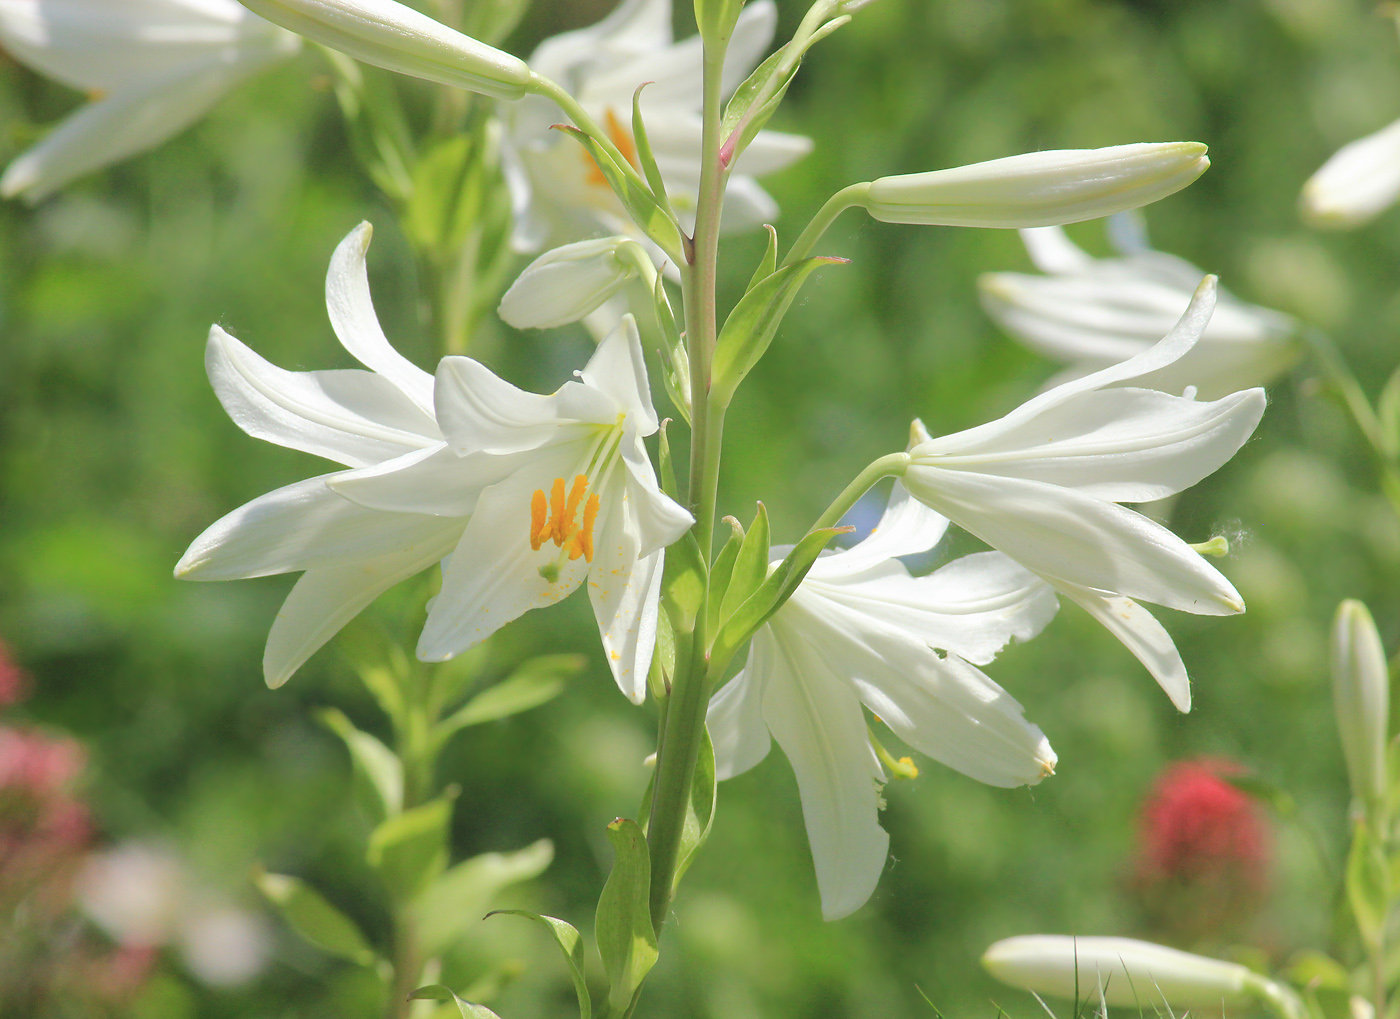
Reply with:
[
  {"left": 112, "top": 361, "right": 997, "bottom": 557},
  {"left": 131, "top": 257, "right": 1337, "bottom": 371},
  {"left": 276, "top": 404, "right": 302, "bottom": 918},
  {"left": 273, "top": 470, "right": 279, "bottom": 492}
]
[
  {"left": 1332, "top": 599, "right": 1390, "bottom": 810},
  {"left": 1301, "top": 118, "right": 1400, "bottom": 230},
  {"left": 498, "top": 237, "right": 645, "bottom": 329},
  {"left": 862, "top": 142, "right": 1209, "bottom": 228},
  {"left": 983, "top": 935, "right": 1258, "bottom": 1008},
  {"left": 238, "top": 0, "right": 532, "bottom": 99}
]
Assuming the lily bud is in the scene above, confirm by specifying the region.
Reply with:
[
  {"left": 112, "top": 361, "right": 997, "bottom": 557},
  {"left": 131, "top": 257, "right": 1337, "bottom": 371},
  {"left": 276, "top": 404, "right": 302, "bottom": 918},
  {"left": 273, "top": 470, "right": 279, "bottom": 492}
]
[
  {"left": 982, "top": 935, "right": 1259, "bottom": 1008},
  {"left": 862, "top": 142, "right": 1209, "bottom": 228},
  {"left": 238, "top": 0, "right": 532, "bottom": 100},
  {"left": 1332, "top": 600, "right": 1390, "bottom": 810},
  {"left": 1301, "top": 119, "right": 1400, "bottom": 230},
  {"left": 498, "top": 238, "right": 644, "bottom": 329}
]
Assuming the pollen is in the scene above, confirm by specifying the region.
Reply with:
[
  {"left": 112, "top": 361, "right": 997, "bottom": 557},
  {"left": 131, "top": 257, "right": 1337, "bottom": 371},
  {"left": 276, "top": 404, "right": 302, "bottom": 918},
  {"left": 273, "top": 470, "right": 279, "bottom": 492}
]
[
  {"left": 583, "top": 108, "right": 640, "bottom": 187},
  {"left": 530, "top": 476, "right": 601, "bottom": 565}
]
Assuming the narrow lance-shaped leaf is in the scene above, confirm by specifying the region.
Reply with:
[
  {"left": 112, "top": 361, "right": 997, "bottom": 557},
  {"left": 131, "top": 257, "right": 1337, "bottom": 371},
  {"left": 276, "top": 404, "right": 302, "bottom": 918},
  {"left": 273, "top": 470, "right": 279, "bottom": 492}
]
[
  {"left": 594, "top": 818, "right": 658, "bottom": 1015},
  {"left": 671, "top": 727, "right": 717, "bottom": 891},
  {"left": 719, "top": 503, "right": 770, "bottom": 625},
  {"left": 706, "top": 517, "right": 746, "bottom": 629},
  {"left": 408, "top": 985, "right": 503, "bottom": 1019},
  {"left": 1346, "top": 816, "right": 1389, "bottom": 949},
  {"left": 654, "top": 277, "right": 691, "bottom": 425},
  {"left": 413, "top": 838, "right": 554, "bottom": 957},
  {"left": 487, "top": 910, "right": 591, "bottom": 1019},
  {"left": 631, "top": 84, "right": 671, "bottom": 213},
  {"left": 367, "top": 794, "right": 454, "bottom": 903},
  {"left": 553, "top": 125, "right": 684, "bottom": 262},
  {"left": 710, "top": 526, "right": 854, "bottom": 670},
  {"left": 748, "top": 225, "right": 778, "bottom": 290},
  {"left": 255, "top": 869, "right": 376, "bottom": 966},
  {"left": 435, "top": 654, "right": 584, "bottom": 746},
  {"left": 317, "top": 707, "right": 403, "bottom": 823},
  {"left": 712, "top": 257, "right": 848, "bottom": 404}
]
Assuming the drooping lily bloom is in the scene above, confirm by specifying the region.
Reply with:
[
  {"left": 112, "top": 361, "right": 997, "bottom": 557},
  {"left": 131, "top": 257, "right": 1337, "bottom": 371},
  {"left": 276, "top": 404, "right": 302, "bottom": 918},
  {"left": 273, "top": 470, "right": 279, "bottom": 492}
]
[
  {"left": 178, "top": 222, "right": 692, "bottom": 698},
  {"left": 503, "top": 0, "right": 811, "bottom": 252},
  {"left": 980, "top": 220, "right": 1298, "bottom": 399},
  {"left": 903, "top": 277, "right": 1265, "bottom": 711},
  {"left": 0, "top": 0, "right": 299, "bottom": 201},
  {"left": 707, "top": 485, "right": 1058, "bottom": 920},
  {"left": 1302, "top": 116, "right": 1400, "bottom": 229}
]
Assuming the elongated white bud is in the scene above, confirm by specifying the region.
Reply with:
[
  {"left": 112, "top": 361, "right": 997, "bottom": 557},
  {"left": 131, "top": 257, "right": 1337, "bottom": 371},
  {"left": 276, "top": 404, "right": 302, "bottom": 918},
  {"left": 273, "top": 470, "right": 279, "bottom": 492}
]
[
  {"left": 983, "top": 936, "right": 1257, "bottom": 1008},
  {"left": 238, "top": 0, "right": 532, "bottom": 99},
  {"left": 862, "top": 142, "right": 1208, "bottom": 228},
  {"left": 1301, "top": 119, "right": 1400, "bottom": 230},
  {"left": 498, "top": 238, "right": 645, "bottom": 329},
  {"left": 1332, "top": 600, "right": 1390, "bottom": 810}
]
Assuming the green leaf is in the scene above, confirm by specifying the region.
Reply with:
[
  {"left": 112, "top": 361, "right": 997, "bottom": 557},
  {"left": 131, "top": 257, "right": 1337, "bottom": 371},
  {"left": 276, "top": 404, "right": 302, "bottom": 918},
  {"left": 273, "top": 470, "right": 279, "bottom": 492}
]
[
  {"left": 719, "top": 504, "right": 771, "bottom": 626},
  {"left": 408, "top": 985, "right": 503, "bottom": 1019},
  {"left": 662, "top": 531, "right": 707, "bottom": 633},
  {"left": 413, "top": 839, "right": 554, "bottom": 957},
  {"left": 631, "top": 84, "right": 671, "bottom": 211},
  {"left": 435, "top": 654, "right": 584, "bottom": 744},
  {"left": 368, "top": 795, "right": 454, "bottom": 903},
  {"left": 487, "top": 911, "right": 591, "bottom": 1019},
  {"left": 712, "top": 257, "right": 847, "bottom": 404},
  {"left": 1346, "top": 816, "right": 1389, "bottom": 949},
  {"left": 706, "top": 517, "right": 746, "bottom": 629},
  {"left": 710, "top": 526, "right": 853, "bottom": 670},
  {"left": 654, "top": 279, "right": 691, "bottom": 425},
  {"left": 405, "top": 135, "right": 474, "bottom": 259},
  {"left": 648, "top": 605, "right": 676, "bottom": 702},
  {"left": 317, "top": 708, "right": 402, "bottom": 824},
  {"left": 657, "top": 419, "right": 681, "bottom": 504},
  {"left": 1285, "top": 950, "right": 1350, "bottom": 992},
  {"left": 634, "top": 732, "right": 715, "bottom": 893},
  {"left": 747, "top": 225, "right": 778, "bottom": 291},
  {"left": 594, "top": 818, "right": 658, "bottom": 1016},
  {"left": 254, "top": 869, "right": 375, "bottom": 966},
  {"left": 553, "top": 125, "right": 684, "bottom": 262}
]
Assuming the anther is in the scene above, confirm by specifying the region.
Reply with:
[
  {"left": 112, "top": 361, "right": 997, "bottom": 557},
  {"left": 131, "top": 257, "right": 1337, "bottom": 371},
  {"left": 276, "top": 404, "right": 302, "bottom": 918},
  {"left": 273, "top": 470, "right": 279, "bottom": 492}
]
[
  {"left": 549, "top": 477, "right": 567, "bottom": 546},
  {"left": 580, "top": 493, "right": 600, "bottom": 562},
  {"left": 530, "top": 489, "right": 549, "bottom": 550}
]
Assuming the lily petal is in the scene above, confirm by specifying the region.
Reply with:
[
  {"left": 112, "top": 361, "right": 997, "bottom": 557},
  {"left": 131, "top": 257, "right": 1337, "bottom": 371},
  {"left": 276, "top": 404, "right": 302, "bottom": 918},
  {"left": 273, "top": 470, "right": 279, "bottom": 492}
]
[
  {"left": 587, "top": 501, "right": 663, "bottom": 703},
  {"left": 579, "top": 315, "right": 659, "bottom": 434},
  {"left": 709, "top": 665, "right": 772, "bottom": 780},
  {"left": 328, "top": 443, "right": 523, "bottom": 517},
  {"left": 1059, "top": 583, "right": 1192, "bottom": 711},
  {"left": 813, "top": 482, "right": 949, "bottom": 576}
]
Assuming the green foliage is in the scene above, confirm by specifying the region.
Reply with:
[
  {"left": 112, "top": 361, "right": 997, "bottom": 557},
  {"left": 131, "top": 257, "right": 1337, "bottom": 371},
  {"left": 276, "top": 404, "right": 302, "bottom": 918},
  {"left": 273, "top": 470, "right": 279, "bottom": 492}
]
[
  {"left": 255, "top": 870, "right": 377, "bottom": 966},
  {"left": 368, "top": 795, "right": 454, "bottom": 904},
  {"left": 488, "top": 911, "right": 592, "bottom": 1019},
  {"left": 413, "top": 839, "right": 555, "bottom": 958},
  {"left": 409, "top": 985, "right": 504, "bottom": 1019},
  {"left": 594, "top": 818, "right": 658, "bottom": 1016}
]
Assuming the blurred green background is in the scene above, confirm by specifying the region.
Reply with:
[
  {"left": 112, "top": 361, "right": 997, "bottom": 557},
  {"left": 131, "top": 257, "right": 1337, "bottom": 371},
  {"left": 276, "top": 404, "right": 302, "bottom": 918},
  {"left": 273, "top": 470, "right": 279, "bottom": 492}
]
[{"left": 3, "top": 0, "right": 1400, "bottom": 1015}]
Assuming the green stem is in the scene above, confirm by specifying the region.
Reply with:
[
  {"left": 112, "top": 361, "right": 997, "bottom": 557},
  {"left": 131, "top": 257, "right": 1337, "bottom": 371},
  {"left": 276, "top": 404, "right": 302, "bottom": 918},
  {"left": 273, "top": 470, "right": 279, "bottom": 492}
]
[
  {"left": 1304, "top": 327, "right": 1391, "bottom": 460},
  {"left": 527, "top": 74, "right": 642, "bottom": 195},
  {"left": 810, "top": 452, "right": 911, "bottom": 532},
  {"left": 782, "top": 182, "right": 870, "bottom": 266}
]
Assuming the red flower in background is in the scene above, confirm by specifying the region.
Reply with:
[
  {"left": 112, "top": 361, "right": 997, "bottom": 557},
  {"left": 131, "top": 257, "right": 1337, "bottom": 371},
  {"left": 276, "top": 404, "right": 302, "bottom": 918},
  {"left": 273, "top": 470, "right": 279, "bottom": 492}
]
[{"left": 1132, "top": 758, "right": 1271, "bottom": 944}]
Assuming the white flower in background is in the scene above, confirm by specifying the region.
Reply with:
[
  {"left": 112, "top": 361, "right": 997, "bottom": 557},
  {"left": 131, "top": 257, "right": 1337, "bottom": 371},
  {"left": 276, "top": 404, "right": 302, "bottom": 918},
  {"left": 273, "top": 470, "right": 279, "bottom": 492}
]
[
  {"left": 504, "top": 0, "right": 811, "bottom": 252},
  {"left": 498, "top": 236, "right": 652, "bottom": 330},
  {"left": 903, "top": 278, "right": 1265, "bottom": 712},
  {"left": 1332, "top": 599, "right": 1389, "bottom": 810},
  {"left": 983, "top": 935, "right": 1265, "bottom": 1009},
  {"left": 0, "top": 0, "right": 300, "bottom": 201},
  {"left": 707, "top": 484, "right": 1058, "bottom": 920},
  {"left": 330, "top": 313, "right": 693, "bottom": 702},
  {"left": 1301, "top": 117, "right": 1400, "bottom": 229},
  {"left": 979, "top": 219, "right": 1298, "bottom": 399},
  {"left": 176, "top": 222, "right": 460, "bottom": 688}
]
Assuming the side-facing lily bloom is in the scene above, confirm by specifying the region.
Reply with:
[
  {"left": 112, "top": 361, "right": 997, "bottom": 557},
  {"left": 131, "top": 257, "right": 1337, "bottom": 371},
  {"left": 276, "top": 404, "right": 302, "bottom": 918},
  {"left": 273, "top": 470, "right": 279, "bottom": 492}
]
[
  {"left": 1301, "top": 116, "right": 1400, "bottom": 229},
  {"left": 707, "top": 485, "right": 1058, "bottom": 920},
  {"left": 503, "top": 0, "right": 811, "bottom": 252},
  {"left": 0, "top": 0, "right": 299, "bottom": 201},
  {"left": 328, "top": 314, "right": 694, "bottom": 703},
  {"left": 980, "top": 220, "right": 1298, "bottom": 399},
  {"left": 903, "top": 277, "right": 1265, "bottom": 711}
]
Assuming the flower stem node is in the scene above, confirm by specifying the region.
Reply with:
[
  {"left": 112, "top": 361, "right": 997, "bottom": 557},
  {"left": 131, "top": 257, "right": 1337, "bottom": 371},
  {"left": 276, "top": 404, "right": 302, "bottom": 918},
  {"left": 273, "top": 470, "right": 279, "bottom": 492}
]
[
  {"left": 238, "top": 0, "right": 532, "bottom": 99},
  {"left": 862, "top": 142, "right": 1210, "bottom": 228}
]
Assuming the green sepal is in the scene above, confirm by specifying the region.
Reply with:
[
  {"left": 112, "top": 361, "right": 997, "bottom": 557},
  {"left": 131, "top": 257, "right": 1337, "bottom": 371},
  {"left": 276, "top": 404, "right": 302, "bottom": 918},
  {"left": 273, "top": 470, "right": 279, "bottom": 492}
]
[
  {"left": 654, "top": 279, "right": 691, "bottom": 425},
  {"left": 720, "top": 503, "right": 771, "bottom": 626},
  {"left": 433, "top": 654, "right": 584, "bottom": 749},
  {"left": 412, "top": 839, "right": 554, "bottom": 958},
  {"left": 631, "top": 84, "right": 671, "bottom": 213},
  {"left": 317, "top": 707, "right": 403, "bottom": 824},
  {"left": 712, "top": 257, "right": 848, "bottom": 404},
  {"left": 747, "top": 225, "right": 778, "bottom": 291},
  {"left": 594, "top": 818, "right": 658, "bottom": 1015},
  {"left": 487, "top": 911, "right": 591, "bottom": 1019},
  {"left": 254, "top": 868, "right": 376, "bottom": 966},
  {"left": 710, "top": 526, "right": 854, "bottom": 671},
  {"left": 367, "top": 793, "right": 454, "bottom": 904},
  {"left": 635, "top": 729, "right": 716, "bottom": 894},
  {"left": 1345, "top": 815, "right": 1389, "bottom": 949},
  {"left": 706, "top": 517, "right": 746, "bottom": 629},
  {"left": 408, "top": 985, "right": 503, "bottom": 1019},
  {"left": 552, "top": 125, "right": 684, "bottom": 262}
]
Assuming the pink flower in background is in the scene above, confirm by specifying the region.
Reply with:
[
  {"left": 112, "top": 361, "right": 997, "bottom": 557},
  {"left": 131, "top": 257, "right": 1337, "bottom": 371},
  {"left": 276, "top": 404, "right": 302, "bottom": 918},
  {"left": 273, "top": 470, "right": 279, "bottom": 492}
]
[
  {"left": 0, "top": 641, "right": 29, "bottom": 707},
  {"left": 1133, "top": 758, "right": 1270, "bottom": 943}
]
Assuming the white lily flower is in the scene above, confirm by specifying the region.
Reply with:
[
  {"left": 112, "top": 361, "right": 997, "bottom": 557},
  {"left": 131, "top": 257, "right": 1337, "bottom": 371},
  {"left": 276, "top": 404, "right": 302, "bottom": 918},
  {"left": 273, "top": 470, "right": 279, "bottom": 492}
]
[
  {"left": 903, "top": 277, "right": 1265, "bottom": 711},
  {"left": 707, "top": 485, "right": 1058, "bottom": 920},
  {"left": 983, "top": 935, "right": 1262, "bottom": 1008},
  {"left": 862, "top": 143, "right": 1209, "bottom": 229},
  {"left": 498, "top": 236, "right": 649, "bottom": 330},
  {"left": 328, "top": 316, "right": 693, "bottom": 703},
  {"left": 980, "top": 222, "right": 1298, "bottom": 399},
  {"left": 236, "top": 0, "right": 531, "bottom": 99},
  {"left": 503, "top": 0, "right": 811, "bottom": 252},
  {"left": 176, "top": 222, "right": 461, "bottom": 687},
  {"left": 0, "top": 0, "right": 300, "bottom": 201},
  {"left": 1301, "top": 117, "right": 1400, "bottom": 229}
]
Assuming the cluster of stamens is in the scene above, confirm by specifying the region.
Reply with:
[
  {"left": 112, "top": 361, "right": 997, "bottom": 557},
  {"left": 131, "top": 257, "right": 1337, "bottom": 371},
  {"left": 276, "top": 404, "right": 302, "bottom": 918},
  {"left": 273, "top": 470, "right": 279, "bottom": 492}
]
[{"left": 530, "top": 474, "right": 601, "bottom": 564}]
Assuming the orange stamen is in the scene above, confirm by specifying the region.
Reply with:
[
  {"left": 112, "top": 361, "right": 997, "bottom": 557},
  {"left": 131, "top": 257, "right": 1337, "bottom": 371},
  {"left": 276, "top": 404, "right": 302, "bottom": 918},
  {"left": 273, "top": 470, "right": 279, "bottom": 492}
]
[
  {"left": 579, "top": 493, "right": 600, "bottom": 562},
  {"left": 549, "top": 477, "right": 567, "bottom": 546},
  {"left": 583, "top": 108, "right": 640, "bottom": 186},
  {"left": 529, "top": 488, "right": 549, "bottom": 550},
  {"left": 560, "top": 475, "right": 588, "bottom": 541}
]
